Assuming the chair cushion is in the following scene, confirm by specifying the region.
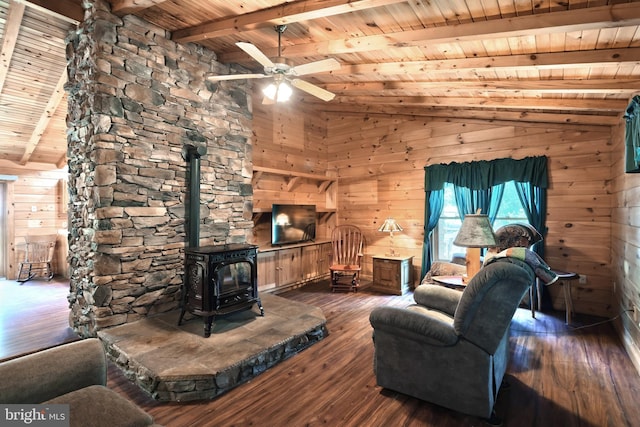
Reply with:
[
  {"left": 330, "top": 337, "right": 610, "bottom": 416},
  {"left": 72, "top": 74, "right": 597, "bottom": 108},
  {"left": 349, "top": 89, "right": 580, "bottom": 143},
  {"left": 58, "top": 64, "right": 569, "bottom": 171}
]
[{"left": 46, "top": 385, "right": 154, "bottom": 427}]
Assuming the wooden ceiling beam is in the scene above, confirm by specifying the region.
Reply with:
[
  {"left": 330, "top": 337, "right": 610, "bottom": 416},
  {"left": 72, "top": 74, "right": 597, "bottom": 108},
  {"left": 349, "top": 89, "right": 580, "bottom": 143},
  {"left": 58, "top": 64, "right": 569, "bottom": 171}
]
[
  {"left": 172, "top": 0, "right": 407, "bottom": 43},
  {"left": 109, "top": 0, "right": 169, "bottom": 16},
  {"left": 328, "top": 47, "right": 640, "bottom": 77},
  {"left": 219, "top": 3, "right": 640, "bottom": 62},
  {"left": 55, "top": 154, "right": 67, "bottom": 169},
  {"left": 319, "top": 104, "right": 621, "bottom": 127},
  {"left": 18, "top": 0, "right": 83, "bottom": 24},
  {"left": 328, "top": 95, "right": 627, "bottom": 112},
  {"left": 19, "top": 69, "right": 67, "bottom": 165},
  {"left": 325, "top": 79, "right": 640, "bottom": 94},
  {"left": 0, "top": 1, "right": 26, "bottom": 94}
]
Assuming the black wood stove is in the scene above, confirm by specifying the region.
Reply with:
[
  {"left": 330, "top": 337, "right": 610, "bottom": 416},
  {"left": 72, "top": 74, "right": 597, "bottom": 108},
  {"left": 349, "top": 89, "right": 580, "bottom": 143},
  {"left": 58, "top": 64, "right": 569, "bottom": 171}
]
[
  {"left": 180, "top": 145, "right": 263, "bottom": 338},
  {"left": 179, "top": 244, "right": 263, "bottom": 337}
]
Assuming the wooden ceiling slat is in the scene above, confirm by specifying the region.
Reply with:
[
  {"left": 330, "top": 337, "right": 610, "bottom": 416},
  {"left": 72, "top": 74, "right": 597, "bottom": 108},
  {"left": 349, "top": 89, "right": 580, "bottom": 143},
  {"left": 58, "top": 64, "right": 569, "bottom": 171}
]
[
  {"left": 218, "top": 3, "right": 640, "bottom": 62},
  {"left": 2, "top": 0, "right": 640, "bottom": 166},
  {"left": 173, "top": 0, "right": 408, "bottom": 43},
  {"left": 109, "top": 0, "right": 169, "bottom": 16},
  {"left": 0, "top": 1, "right": 26, "bottom": 93},
  {"left": 18, "top": 0, "right": 82, "bottom": 24}
]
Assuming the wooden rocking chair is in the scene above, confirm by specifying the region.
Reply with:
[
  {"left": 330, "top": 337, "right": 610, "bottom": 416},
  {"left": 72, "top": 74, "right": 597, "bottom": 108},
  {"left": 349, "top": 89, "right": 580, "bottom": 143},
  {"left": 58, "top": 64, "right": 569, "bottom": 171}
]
[{"left": 329, "top": 225, "right": 364, "bottom": 292}]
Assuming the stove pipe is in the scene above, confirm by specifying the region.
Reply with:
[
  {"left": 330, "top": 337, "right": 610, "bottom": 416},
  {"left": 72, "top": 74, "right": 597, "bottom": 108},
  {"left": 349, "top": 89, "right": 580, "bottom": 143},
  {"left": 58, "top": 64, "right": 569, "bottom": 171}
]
[{"left": 182, "top": 144, "right": 207, "bottom": 248}]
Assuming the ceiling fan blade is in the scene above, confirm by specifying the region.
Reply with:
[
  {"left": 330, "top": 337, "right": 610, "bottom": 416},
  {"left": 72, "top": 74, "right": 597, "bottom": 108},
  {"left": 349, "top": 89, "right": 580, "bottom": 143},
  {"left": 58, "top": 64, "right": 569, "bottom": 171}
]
[
  {"left": 291, "top": 58, "right": 341, "bottom": 76},
  {"left": 290, "top": 79, "right": 336, "bottom": 102},
  {"left": 207, "top": 73, "right": 267, "bottom": 81},
  {"left": 236, "top": 42, "right": 274, "bottom": 69},
  {"left": 207, "top": 73, "right": 267, "bottom": 82}
]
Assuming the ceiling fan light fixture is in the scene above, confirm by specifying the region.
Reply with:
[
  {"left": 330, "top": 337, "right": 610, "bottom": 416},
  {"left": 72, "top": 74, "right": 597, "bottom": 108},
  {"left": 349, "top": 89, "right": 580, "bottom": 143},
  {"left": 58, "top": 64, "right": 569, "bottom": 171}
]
[{"left": 263, "top": 81, "right": 292, "bottom": 102}]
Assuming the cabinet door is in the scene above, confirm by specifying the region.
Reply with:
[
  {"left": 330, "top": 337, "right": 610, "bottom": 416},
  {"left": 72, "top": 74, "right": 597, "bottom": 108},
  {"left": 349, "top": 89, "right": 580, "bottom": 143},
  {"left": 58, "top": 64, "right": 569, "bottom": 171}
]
[
  {"left": 318, "top": 242, "right": 332, "bottom": 276},
  {"left": 302, "top": 244, "right": 321, "bottom": 280},
  {"left": 302, "top": 242, "right": 332, "bottom": 281},
  {"left": 257, "top": 251, "right": 277, "bottom": 291},
  {"left": 373, "top": 258, "right": 401, "bottom": 294},
  {"left": 277, "top": 247, "right": 302, "bottom": 287}
]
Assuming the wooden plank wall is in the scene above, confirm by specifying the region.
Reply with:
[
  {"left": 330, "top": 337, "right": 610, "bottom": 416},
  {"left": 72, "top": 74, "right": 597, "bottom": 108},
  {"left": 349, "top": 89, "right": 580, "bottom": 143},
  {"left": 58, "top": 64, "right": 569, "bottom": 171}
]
[
  {"left": 0, "top": 162, "right": 68, "bottom": 279},
  {"left": 251, "top": 100, "right": 336, "bottom": 247},
  {"left": 248, "top": 93, "right": 615, "bottom": 318},
  {"left": 323, "top": 112, "right": 614, "bottom": 318},
  {"left": 610, "top": 121, "right": 640, "bottom": 375}
]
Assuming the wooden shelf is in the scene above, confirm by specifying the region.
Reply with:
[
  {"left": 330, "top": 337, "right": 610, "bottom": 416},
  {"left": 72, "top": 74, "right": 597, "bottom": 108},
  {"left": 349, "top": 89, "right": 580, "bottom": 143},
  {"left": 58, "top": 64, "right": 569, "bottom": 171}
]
[
  {"left": 252, "top": 166, "right": 336, "bottom": 193},
  {"left": 251, "top": 166, "right": 337, "bottom": 223}
]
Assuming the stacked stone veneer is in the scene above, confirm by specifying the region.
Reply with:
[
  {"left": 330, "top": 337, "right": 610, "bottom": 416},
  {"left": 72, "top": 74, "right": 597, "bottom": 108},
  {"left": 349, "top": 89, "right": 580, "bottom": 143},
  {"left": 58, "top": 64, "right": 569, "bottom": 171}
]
[{"left": 65, "top": 0, "right": 254, "bottom": 337}]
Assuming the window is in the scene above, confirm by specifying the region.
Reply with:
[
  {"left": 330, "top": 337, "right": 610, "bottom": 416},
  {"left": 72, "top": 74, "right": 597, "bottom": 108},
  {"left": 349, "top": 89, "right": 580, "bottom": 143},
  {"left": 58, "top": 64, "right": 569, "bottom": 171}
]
[{"left": 432, "top": 181, "right": 528, "bottom": 261}]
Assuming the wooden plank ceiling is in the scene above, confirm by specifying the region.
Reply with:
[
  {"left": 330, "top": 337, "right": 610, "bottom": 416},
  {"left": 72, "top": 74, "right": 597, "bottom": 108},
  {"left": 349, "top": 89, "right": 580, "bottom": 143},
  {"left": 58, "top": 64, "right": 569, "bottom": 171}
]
[{"left": 1, "top": 0, "right": 639, "bottom": 167}]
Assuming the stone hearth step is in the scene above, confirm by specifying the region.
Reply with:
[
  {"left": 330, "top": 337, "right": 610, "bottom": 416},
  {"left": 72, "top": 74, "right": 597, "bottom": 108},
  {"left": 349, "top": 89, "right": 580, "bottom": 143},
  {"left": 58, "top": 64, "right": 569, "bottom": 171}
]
[{"left": 98, "top": 293, "right": 327, "bottom": 402}]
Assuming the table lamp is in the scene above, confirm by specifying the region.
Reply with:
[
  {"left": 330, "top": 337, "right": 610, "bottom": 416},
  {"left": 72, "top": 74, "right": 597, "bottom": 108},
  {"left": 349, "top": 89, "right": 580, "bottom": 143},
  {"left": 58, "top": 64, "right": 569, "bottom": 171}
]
[
  {"left": 378, "top": 218, "right": 403, "bottom": 256},
  {"left": 453, "top": 211, "right": 497, "bottom": 283}
]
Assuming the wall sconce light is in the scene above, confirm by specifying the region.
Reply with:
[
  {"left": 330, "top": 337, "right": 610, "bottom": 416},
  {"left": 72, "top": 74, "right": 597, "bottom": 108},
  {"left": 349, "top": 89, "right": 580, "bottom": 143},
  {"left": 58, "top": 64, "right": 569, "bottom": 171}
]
[
  {"left": 378, "top": 218, "right": 403, "bottom": 257},
  {"left": 453, "top": 211, "right": 496, "bottom": 282}
]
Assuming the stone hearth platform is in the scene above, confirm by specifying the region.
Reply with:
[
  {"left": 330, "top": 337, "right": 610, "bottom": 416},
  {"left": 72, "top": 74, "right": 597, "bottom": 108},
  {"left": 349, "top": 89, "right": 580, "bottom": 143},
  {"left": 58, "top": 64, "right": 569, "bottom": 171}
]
[{"left": 98, "top": 294, "right": 327, "bottom": 402}]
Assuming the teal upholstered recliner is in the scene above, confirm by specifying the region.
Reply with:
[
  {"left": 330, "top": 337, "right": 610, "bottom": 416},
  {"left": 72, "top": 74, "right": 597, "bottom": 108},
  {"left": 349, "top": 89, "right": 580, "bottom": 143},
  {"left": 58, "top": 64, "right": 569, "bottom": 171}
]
[{"left": 369, "top": 257, "right": 534, "bottom": 424}]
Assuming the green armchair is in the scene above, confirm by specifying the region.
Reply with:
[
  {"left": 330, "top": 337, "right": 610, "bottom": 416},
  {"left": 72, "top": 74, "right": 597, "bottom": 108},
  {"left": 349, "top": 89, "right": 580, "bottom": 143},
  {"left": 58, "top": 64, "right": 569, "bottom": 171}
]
[{"left": 369, "top": 257, "right": 534, "bottom": 424}]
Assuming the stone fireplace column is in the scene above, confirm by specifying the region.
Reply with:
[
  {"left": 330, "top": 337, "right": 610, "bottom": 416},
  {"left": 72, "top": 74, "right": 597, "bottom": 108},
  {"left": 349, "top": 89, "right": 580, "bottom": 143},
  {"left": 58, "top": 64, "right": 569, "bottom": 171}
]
[{"left": 65, "top": 0, "right": 254, "bottom": 337}]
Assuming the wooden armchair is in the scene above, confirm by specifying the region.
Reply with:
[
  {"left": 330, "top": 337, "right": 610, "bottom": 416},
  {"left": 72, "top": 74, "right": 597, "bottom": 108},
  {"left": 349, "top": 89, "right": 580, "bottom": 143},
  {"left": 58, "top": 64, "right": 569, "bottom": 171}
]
[{"left": 329, "top": 225, "right": 364, "bottom": 292}]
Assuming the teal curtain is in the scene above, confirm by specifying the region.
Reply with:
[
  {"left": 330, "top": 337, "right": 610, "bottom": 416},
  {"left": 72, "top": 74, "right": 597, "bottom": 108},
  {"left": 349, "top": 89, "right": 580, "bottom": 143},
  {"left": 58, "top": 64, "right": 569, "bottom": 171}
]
[
  {"left": 425, "top": 156, "right": 548, "bottom": 191},
  {"left": 453, "top": 184, "right": 504, "bottom": 223},
  {"left": 514, "top": 181, "right": 547, "bottom": 257},
  {"left": 422, "top": 156, "right": 548, "bottom": 279},
  {"left": 421, "top": 189, "right": 444, "bottom": 279},
  {"left": 625, "top": 96, "right": 640, "bottom": 173}
]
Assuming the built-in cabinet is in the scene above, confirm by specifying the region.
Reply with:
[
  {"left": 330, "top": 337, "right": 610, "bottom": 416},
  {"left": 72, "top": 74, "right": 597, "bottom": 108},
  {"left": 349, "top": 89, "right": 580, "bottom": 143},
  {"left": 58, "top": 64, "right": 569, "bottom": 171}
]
[
  {"left": 257, "top": 240, "right": 332, "bottom": 293},
  {"left": 252, "top": 166, "right": 335, "bottom": 292}
]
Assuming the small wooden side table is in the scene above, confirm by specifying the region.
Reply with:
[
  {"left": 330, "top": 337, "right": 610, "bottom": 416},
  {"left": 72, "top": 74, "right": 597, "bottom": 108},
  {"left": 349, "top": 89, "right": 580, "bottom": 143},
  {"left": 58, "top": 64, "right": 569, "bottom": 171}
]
[
  {"left": 555, "top": 270, "right": 580, "bottom": 325},
  {"left": 535, "top": 270, "right": 579, "bottom": 324},
  {"left": 372, "top": 255, "right": 413, "bottom": 295}
]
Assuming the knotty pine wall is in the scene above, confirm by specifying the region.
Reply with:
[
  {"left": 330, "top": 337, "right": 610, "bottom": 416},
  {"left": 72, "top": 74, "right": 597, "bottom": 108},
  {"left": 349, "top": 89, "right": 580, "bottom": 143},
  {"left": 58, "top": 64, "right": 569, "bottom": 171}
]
[
  {"left": 1, "top": 162, "right": 69, "bottom": 279},
  {"left": 611, "top": 122, "right": 640, "bottom": 375},
  {"left": 322, "top": 112, "right": 614, "bottom": 318},
  {"left": 251, "top": 100, "right": 336, "bottom": 247},
  {"left": 251, "top": 97, "right": 614, "bottom": 318}
]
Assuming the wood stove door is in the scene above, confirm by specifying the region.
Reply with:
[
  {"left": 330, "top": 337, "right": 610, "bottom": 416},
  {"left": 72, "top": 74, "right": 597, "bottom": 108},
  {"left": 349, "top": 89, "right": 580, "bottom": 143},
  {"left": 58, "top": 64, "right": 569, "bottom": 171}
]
[
  {"left": 184, "top": 253, "right": 209, "bottom": 314},
  {"left": 213, "top": 259, "right": 257, "bottom": 310}
]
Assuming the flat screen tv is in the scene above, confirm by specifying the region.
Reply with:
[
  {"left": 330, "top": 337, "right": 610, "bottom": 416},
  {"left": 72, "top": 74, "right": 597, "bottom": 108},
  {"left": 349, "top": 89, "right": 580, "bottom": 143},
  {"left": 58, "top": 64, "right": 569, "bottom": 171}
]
[{"left": 271, "top": 204, "right": 316, "bottom": 246}]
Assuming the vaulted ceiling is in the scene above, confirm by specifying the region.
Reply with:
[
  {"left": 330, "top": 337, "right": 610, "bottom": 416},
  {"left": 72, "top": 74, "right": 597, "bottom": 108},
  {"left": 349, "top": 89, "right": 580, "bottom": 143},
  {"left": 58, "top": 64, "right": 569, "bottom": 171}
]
[{"left": 2, "top": 0, "right": 640, "bottom": 167}]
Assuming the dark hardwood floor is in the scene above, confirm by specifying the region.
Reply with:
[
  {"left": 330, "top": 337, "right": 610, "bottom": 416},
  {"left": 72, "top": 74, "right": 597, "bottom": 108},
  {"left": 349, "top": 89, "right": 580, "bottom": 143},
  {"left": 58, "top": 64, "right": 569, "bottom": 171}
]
[
  {"left": 0, "top": 277, "right": 78, "bottom": 361},
  {"left": 2, "top": 277, "right": 639, "bottom": 426}
]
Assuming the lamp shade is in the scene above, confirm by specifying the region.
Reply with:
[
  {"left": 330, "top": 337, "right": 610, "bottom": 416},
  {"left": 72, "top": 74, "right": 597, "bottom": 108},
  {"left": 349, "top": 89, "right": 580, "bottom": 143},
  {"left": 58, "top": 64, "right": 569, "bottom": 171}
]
[
  {"left": 378, "top": 218, "right": 403, "bottom": 233},
  {"left": 453, "top": 213, "right": 496, "bottom": 248}
]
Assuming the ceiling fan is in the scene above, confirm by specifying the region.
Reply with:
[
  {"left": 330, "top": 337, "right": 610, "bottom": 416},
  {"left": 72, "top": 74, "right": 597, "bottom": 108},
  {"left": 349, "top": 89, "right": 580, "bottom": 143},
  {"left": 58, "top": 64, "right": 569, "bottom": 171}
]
[{"left": 207, "top": 25, "right": 341, "bottom": 103}]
